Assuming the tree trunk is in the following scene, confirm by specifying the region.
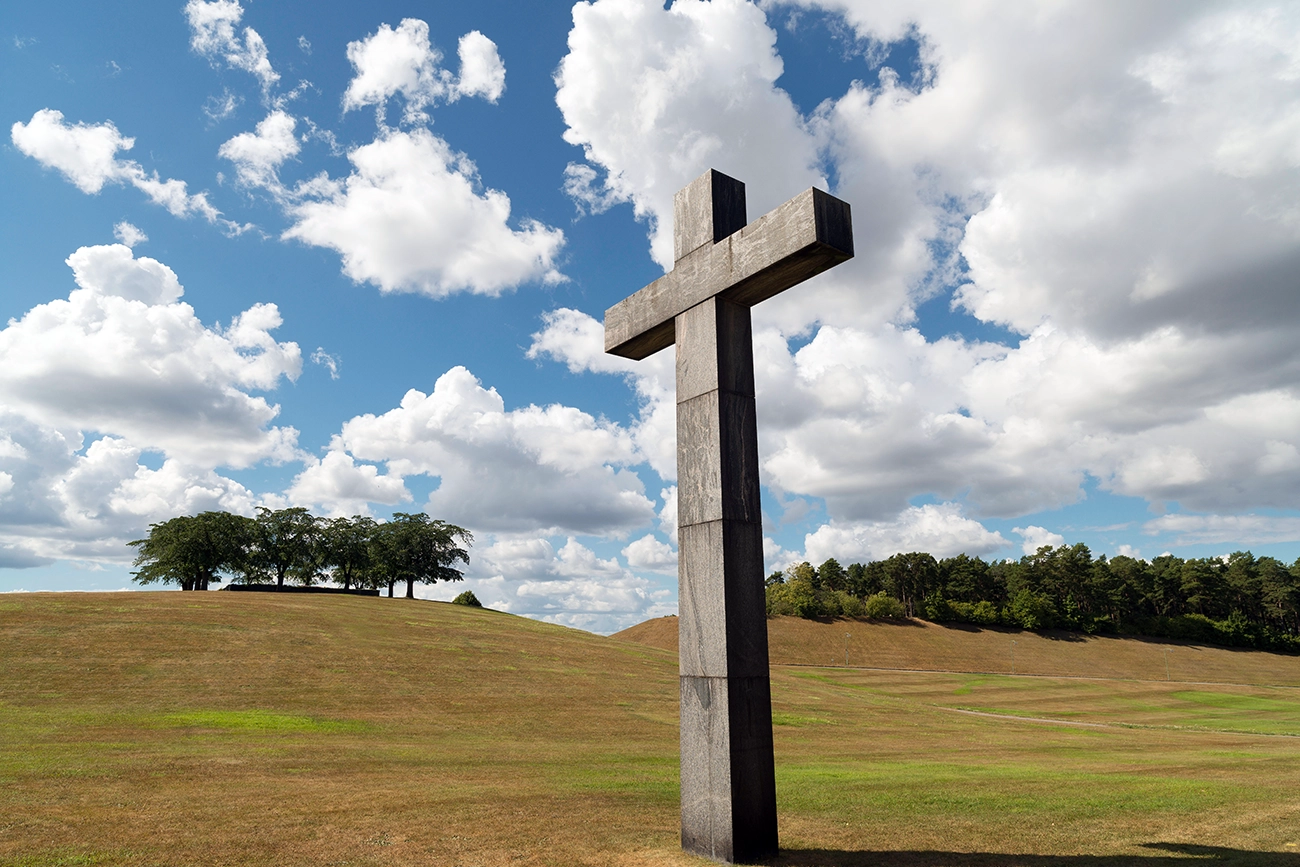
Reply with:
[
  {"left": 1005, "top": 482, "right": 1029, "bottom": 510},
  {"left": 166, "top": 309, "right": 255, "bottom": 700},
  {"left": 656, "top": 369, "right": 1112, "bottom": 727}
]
[
  {"left": 388, "top": 580, "right": 394, "bottom": 598},
  {"left": 277, "top": 570, "right": 285, "bottom": 588},
  {"left": 406, "top": 578, "right": 415, "bottom": 599}
]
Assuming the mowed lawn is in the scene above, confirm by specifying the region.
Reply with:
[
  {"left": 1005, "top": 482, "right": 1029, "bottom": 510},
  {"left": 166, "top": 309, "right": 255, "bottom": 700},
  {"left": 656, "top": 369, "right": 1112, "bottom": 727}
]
[{"left": 2, "top": 595, "right": 1299, "bottom": 866}]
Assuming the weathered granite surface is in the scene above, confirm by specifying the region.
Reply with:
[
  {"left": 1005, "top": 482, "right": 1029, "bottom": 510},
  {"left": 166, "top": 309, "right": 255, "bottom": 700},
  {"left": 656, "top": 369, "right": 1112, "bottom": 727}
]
[{"left": 604, "top": 169, "right": 853, "bottom": 864}]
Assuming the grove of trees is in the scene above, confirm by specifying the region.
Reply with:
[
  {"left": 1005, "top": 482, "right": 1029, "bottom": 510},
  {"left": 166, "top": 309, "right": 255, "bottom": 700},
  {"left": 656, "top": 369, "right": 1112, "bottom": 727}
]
[
  {"left": 129, "top": 508, "right": 472, "bottom": 599},
  {"left": 767, "top": 544, "right": 1300, "bottom": 653}
]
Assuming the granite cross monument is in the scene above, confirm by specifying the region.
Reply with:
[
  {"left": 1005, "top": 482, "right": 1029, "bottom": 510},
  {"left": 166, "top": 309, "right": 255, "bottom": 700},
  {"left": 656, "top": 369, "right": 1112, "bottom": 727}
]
[{"left": 604, "top": 169, "right": 854, "bottom": 863}]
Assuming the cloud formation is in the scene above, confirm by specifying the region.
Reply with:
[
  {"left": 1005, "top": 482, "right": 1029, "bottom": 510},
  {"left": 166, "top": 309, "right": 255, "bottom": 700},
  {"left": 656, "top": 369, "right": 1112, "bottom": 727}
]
[
  {"left": 0, "top": 244, "right": 301, "bottom": 468},
  {"left": 185, "top": 0, "right": 279, "bottom": 97},
  {"left": 342, "top": 19, "right": 506, "bottom": 123},
  {"left": 12, "top": 109, "right": 228, "bottom": 225},
  {"left": 218, "top": 109, "right": 300, "bottom": 190},
  {"left": 556, "top": 0, "right": 823, "bottom": 270},
  {"left": 0, "top": 245, "right": 302, "bottom": 566},
  {"left": 451, "top": 534, "right": 674, "bottom": 633},
  {"left": 549, "top": 0, "right": 1300, "bottom": 566},
  {"left": 283, "top": 129, "right": 564, "bottom": 296},
  {"left": 301, "top": 366, "right": 654, "bottom": 536},
  {"left": 199, "top": 13, "right": 561, "bottom": 300}
]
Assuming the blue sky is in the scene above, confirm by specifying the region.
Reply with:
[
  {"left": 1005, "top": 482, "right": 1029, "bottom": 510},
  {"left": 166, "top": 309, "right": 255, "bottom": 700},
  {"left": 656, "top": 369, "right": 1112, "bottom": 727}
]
[{"left": 3, "top": 1, "right": 1299, "bottom": 632}]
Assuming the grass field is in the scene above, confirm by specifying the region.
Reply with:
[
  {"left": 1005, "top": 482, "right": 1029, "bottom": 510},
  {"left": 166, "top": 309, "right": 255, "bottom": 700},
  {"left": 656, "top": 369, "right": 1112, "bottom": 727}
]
[{"left": 2, "top": 594, "right": 1299, "bottom": 866}]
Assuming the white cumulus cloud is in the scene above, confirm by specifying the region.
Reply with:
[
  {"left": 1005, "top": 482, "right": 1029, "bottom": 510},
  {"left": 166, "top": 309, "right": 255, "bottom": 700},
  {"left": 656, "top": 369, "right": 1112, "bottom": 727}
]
[
  {"left": 546, "top": 1, "right": 1300, "bottom": 566},
  {"left": 112, "top": 221, "right": 147, "bottom": 248},
  {"left": 1013, "top": 525, "right": 1068, "bottom": 556},
  {"left": 0, "top": 242, "right": 307, "bottom": 566},
  {"left": 555, "top": 0, "right": 824, "bottom": 270},
  {"left": 10, "top": 109, "right": 134, "bottom": 194},
  {"left": 622, "top": 533, "right": 677, "bottom": 573},
  {"left": 0, "top": 244, "right": 301, "bottom": 469},
  {"left": 12, "top": 109, "right": 228, "bottom": 225},
  {"left": 804, "top": 504, "right": 1008, "bottom": 564},
  {"left": 342, "top": 19, "right": 505, "bottom": 125},
  {"left": 287, "top": 448, "right": 410, "bottom": 517},
  {"left": 317, "top": 366, "right": 655, "bottom": 537},
  {"left": 218, "top": 109, "right": 300, "bottom": 190},
  {"left": 444, "top": 534, "right": 673, "bottom": 633},
  {"left": 283, "top": 129, "right": 564, "bottom": 296},
  {"left": 185, "top": 0, "right": 279, "bottom": 97}
]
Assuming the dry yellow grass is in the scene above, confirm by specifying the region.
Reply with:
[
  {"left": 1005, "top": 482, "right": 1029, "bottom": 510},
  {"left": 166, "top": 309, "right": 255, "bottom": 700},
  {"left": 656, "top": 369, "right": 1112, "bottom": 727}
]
[
  {"left": 3, "top": 596, "right": 1300, "bottom": 867},
  {"left": 617, "top": 615, "right": 1300, "bottom": 686}
]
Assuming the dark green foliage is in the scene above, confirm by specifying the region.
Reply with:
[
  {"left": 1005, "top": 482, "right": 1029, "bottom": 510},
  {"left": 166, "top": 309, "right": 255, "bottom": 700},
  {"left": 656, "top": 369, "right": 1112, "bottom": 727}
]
[
  {"left": 764, "top": 541, "right": 1300, "bottom": 653},
  {"left": 816, "top": 558, "right": 847, "bottom": 592},
  {"left": 860, "top": 591, "right": 905, "bottom": 620},
  {"left": 129, "top": 511, "right": 253, "bottom": 590},
  {"left": 320, "top": 515, "right": 378, "bottom": 590},
  {"left": 881, "top": 552, "right": 938, "bottom": 617},
  {"left": 452, "top": 590, "right": 482, "bottom": 607},
  {"left": 1007, "top": 588, "right": 1057, "bottom": 630},
  {"left": 247, "top": 507, "right": 320, "bottom": 588},
  {"left": 765, "top": 563, "right": 820, "bottom": 617},
  {"left": 845, "top": 561, "right": 883, "bottom": 597},
  {"left": 371, "top": 513, "right": 473, "bottom": 599},
  {"left": 130, "top": 509, "right": 472, "bottom": 599},
  {"left": 938, "top": 553, "right": 997, "bottom": 603}
]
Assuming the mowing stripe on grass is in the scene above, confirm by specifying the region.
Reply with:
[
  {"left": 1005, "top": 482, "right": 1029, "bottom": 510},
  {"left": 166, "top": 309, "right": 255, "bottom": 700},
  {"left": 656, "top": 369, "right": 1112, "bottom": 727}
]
[{"left": 159, "top": 709, "right": 369, "bottom": 733}]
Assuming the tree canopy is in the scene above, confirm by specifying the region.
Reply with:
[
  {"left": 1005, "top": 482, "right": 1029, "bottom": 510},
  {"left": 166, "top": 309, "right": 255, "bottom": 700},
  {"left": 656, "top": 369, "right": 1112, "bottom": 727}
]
[
  {"left": 767, "top": 544, "right": 1300, "bottom": 654},
  {"left": 371, "top": 513, "right": 472, "bottom": 599},
  {"left": 249, "top": 507, "right": 320, "bottom": 588},
  {"left": 129, "top": 511, "right": 252, "bottom": 591},
  {"left": 130, "top": 508, "right": 472, "bottom": 599}
]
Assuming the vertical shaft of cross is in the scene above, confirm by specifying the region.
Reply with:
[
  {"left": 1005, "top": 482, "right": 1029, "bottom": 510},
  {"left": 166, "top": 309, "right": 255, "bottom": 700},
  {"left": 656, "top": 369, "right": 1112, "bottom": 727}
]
[
  {"left": 605, "top": 167, "right": 852, "bottom": 865},
  {"left": 674, "top": 174, "right": 778, "bottom": 863}
]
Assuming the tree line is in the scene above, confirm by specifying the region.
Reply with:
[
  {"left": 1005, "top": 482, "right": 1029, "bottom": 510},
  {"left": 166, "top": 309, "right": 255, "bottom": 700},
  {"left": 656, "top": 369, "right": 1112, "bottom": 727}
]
[
  {"left": 129, "top": 508, "right": 472, "bottom": 599},
  {"left": 767, "top": 544, "right": 1300, "bottom": 653}
]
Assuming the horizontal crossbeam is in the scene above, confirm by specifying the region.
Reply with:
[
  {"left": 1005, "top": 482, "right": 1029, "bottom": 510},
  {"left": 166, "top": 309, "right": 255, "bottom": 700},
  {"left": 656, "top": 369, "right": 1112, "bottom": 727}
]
[{"left": 604, "top": 187, "right": 854, "bottom": 360}]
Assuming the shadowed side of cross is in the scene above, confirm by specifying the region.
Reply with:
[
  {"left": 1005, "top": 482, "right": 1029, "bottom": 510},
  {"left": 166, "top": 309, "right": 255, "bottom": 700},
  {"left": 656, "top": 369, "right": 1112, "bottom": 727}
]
[{"left": 604, "top": 170, "right": 853, "bottom": 865}]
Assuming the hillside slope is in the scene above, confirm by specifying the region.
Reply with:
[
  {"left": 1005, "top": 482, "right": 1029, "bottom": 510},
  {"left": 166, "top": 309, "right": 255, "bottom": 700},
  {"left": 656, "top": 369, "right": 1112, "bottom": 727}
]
[
  {"left": 4, "top": 594, "right": 1300, "bottom": 867},
  {"left": 614, "top": 615, "right": 1300, "bottom": 687},
  {"left": 0, "top": 592, "right": 681, "bottom": 867}
]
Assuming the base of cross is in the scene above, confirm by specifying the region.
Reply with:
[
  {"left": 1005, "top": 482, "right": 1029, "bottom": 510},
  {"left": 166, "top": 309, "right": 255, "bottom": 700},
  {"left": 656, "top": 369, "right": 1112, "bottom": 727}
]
[
  {"left": 681, "top": 673, "right": 778, "bottom": 862},
  {"left": 605, "top": 168, "right": 853, "bottom": 865}
]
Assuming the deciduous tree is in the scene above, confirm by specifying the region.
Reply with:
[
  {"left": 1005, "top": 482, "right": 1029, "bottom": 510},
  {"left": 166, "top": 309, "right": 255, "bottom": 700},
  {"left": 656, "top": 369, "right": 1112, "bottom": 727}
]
[
  {"left": 371, "top": 513, "right": 472, "bottom": 599},
  {"left": 249, "top": 507, "right": 320, "bottom": 588},
  {"left": 129, "top": 511, "right": 252, "bottom": 591}
]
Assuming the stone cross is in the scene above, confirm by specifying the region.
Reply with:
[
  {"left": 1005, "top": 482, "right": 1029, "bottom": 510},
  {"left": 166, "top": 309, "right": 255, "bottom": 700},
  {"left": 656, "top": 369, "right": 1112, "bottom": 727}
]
[{"left": 605, "top": 169, "right": 853, "bottom": 863}]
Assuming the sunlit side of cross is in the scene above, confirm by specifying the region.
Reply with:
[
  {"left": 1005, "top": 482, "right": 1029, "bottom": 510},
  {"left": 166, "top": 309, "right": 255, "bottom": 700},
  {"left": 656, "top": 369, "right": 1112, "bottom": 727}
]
[{"left": 605, "top": 169, "right": 853, "bottom": 864}]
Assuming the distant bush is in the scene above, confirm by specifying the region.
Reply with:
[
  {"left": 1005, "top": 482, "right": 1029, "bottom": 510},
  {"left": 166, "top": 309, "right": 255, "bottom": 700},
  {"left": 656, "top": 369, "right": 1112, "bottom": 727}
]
[
  {"left": 835, "top": 591, "right": 866, "bottom": 618},
  {"left": 451, "top": 590, "right": 482, "bottom": 607},
  {"left": 1007, "top": 589, "right": 1057, "bottom": 630},
  {"left": 861, "top": 592, "right": 905, "bottom": 620},
  {"left": 952, "top": 600, "right": 1000, "bottom": 626}
]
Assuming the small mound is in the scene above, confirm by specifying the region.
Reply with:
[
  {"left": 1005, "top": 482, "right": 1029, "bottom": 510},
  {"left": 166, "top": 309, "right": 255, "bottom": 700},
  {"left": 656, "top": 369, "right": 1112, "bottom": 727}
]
[{"left": 611, "top": 615, "right": 678, "bottom": 652}]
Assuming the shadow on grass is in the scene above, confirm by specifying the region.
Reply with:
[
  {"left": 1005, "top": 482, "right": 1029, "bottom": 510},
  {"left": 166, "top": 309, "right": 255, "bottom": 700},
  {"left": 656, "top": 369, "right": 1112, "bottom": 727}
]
[
  {"left": 764, "top": 843, "right": 1300, "bottom": 866},
  {"left": 808, "top": 615, "right": 927, "bottom": 628}
]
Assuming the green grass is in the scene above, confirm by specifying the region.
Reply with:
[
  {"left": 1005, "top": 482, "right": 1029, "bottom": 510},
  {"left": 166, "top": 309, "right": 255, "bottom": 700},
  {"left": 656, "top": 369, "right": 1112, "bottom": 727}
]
[
  {"left": 3, "top": 593, "right": 1300, "bottom": 866},
  {"left": 158, "top": 709, "right": 369, "bottom": 733},
  {"left": 773, "top": 712, "right": 835, "bottom": 727}
]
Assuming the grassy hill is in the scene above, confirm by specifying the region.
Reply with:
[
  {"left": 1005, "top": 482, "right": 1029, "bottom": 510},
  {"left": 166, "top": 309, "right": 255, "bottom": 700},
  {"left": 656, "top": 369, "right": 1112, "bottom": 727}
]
[
  {"left": 2, "top": 595, "right": 1299, "bottom": 867},
  {"left": 616, "top": 615, "right": 1300, "bottom": 686}
]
